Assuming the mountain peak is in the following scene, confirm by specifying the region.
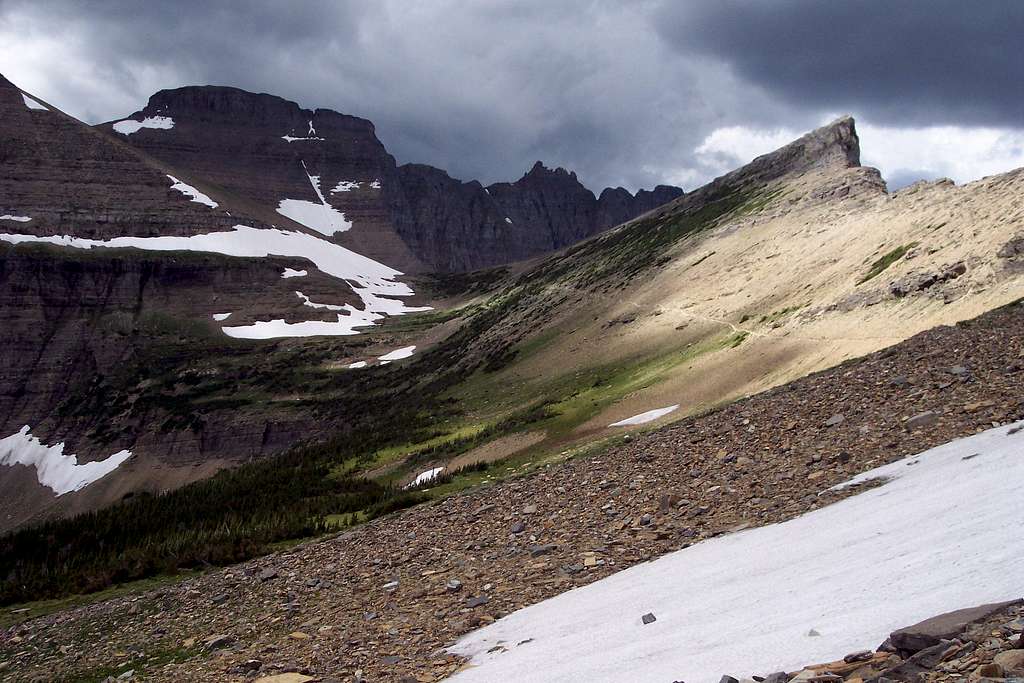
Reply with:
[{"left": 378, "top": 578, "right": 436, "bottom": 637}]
[
  {"left": 524, "top": 160, "right": 578, "bottom": 181},
  {"left": 693, "top": 115, "right": 863, "bottom": 202},
  {"left": 807, "top": 115, "right": 860, "bottom": 167}
]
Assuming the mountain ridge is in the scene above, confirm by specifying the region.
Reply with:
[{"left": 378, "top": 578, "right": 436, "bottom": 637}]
[{"left": 105, "top": 84, "right": 685, "bottom": 272}]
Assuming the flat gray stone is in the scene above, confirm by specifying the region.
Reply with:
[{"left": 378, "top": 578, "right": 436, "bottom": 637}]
[{"left": 890, "top": 599, "right": 1023, "bottom": 653}]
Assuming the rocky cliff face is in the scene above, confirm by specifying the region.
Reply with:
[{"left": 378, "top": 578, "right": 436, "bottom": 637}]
[
  {"left": 0, "top": 243, "right": 320, "bottom": 460},
  {"left": 395, "top": 161, "right": 684, "bottom": 271},
  {"left": 104, "top": 86, "right": 427, "bottom": 272},
  {"left": 107, "top": 86, "right": 684, "bottom": 273},
  {"left": 0, "top": 75, "right": 246, "bottom": 240}
]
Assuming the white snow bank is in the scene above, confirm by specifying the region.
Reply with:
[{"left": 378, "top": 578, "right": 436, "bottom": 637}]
[
  {"left": 276, "top": 161, "right": 352, "bottom": 235},
  {"left": 505, "top": 217, "right": 513, "bottom": 224},
  {"left": 407, "top": 466, "right": 444, "bottom": 488},
  {"left": 0, "top": 426, "right": 132, "bottom": 496},
  {"left": 167, "top": 175, "right": 218, "bottom": 208},
  {"left": 449, "top": 421, "right": 1024, "bottom": 683},
  {"left": 348, "top": 361, "right": 368, "bottom": 369},
  {"left": 281, "top": 135, "right": 325, "bottom": 142},
  {"left": 112, "top": 116, "right": 174, "bottom": 135},
  {"left": 0, "top": 226, "right": 431, "bottom": 339},
  {"left": 281, "top": 268, "right": 307, "bottom": 278},
  {"left": 609, "top": 404, "right": 679, "bottom": 427},
  {"left": 212, "top": 312, "right": 232, "bottom": 321},
  {"left": 0, "top": 215, "right": 31, "bottom": 222},
  {"left": 223, "top": 316, "right": 372, "bottom": 339},
  {"left": 296, "top": 290, "right": 346, "bottom": 311},
  {"left": 331, "top": 180, "right": 361, "bottom": 193},
  {"left": 379, "top": 345, "right": 416, "bottom": 361},
  {"left": 21, "top": 93, "right": 48, "bottom": 111}
]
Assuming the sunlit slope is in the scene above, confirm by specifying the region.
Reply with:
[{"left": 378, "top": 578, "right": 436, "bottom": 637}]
[{"left": 408, "top": 117, "right": 1024, "bottom": 481}]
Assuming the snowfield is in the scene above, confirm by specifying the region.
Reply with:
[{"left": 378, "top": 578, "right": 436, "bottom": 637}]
[
  {"left": 379, "top": 345, "right": 417, "bottom": 361},
  {"left": 276, "top": 161, "right": 352, "bottom": 235},
  {"left": 212, "top": 313, "right": 232, "bottom": 321},
  {"left": 0, "top": 215, "right": 31, "bottom": 222},
  {"left": 0, "top": 426, "right": 132, "bottom": 496},
  {"left": 281, "top": 268, "right": 307, "bottom": 279},
  {"left": 21, "top": 93, "right": 48, "bottom": 110},
  {"left": 296, "top": 290, "right": 347, "bottom": 311},
  {"left": 112, "top": 115, "right": 174, "bottom": 135},
  {"left": 0, "top": 226, "right": 431, "bottom": 338},
  {"left": 609, "top": 404, "right": 679, "bottom": 427},
  {"left": 448, "top": 420, "right": 1024, "bottom": 683},
  {"left": 407, "top": 466, "right": 444, "bottom": 488},
  {"left": 167, "top": 175, "right": 219, "bottom": 208},
  {"left": 331, "top": 180, "right": 362, "bottom": 193}
]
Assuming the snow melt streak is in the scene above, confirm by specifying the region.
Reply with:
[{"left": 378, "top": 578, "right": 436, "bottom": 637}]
[
  {"left": 449, "top": 421, "right": 1024, "bottom": 683},
  {"left": 276, "top": 161, "right": 352, "bottom": 236},
  {"left": 0, "top": 426, "right": 132, "bottom": 496},
  {"left": 609, "top": 404, "right": 679, "bottom": 427},
  {"left": 21, "top": 94, "right": 48, "bottom": 111},
  {"left": 167, "top": 175, "right": 219, "bottom": 208}
]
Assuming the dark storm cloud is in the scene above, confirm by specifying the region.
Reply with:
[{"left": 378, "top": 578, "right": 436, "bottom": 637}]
[
  {"left": 656, "top": 0, "right": 1024, "bottom": 128},
  {"left": 0, "top": 0, "right": 1021, "bottom": 191},
  {"left": 4, "top": 0, "right": 743, "bottom": 190}
]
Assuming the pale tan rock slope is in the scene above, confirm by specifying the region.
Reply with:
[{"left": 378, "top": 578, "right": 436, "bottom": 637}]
[{"left": 474, "top": 117, "right": 1024, "bottom": 440}]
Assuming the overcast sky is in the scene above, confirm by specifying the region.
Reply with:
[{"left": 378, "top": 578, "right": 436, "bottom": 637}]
[{"left": 2, "top": 0, "right": 1021, "bottom": 192}]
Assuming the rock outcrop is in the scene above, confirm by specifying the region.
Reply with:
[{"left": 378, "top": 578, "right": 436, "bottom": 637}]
[
  {"left": 0, "top": 75, "right": 245, "bottom": 240},
  {"left": 396, "top": 161, "right": 683, "bottom": 271},
  {"left": 107, "top": 85, "right": 684, "bottom": 273}
]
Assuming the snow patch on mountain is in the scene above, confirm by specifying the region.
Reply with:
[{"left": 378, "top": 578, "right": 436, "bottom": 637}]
[
  {"left": 331, "top": 180, "right": 362, "bottom": 193},
  {"left": 0, "top": 426, "right": 132, "bottom": 496},
  {"left": 281, "top": 268, "right": 307, "bottom": 278},
  {"left": 448, "top": 420, "right": 1024, "bottom": 683},
  {"left": 0, "top": 225, "right": 431, "bottom": 338},
  {"left": 296, "top": 291, "right": 346, "bottom": 311},
  {"left": 379, "top": 345, "right": 417, "bottom": 361},
  {"left": 276, "top": 161, "right": 352, "bottom": 235},
  {"left": 167, "top": 175, "right": 218, "bottom": 208},
  {"left": 112, "top": 116, "right": 175, "bottom": 136},
  {"left": 212, "top": 313, "right": 232, "bottom": 321},
  {"left": 407, "top": 467, "right": 444, "bottom": 488},
  {"left": 609, "top": 405, "right": 679, "bottom": 427},
  {"left": 0, "top": 215, "right": 31, "bottom": 222},
  {"left": 21, "top": 94, "right": 48, "bottom": 111},
  {"left": 223, "top": 315, "right": 377, "bottom": 339}
]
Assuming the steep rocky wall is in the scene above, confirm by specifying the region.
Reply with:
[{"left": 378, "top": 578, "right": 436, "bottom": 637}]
[
  {"left": 108, "top": 85, "right": 685, "bottom": 273},
  {"left": 0, "top": 242, "right": 320, "bottom": 464},
  {"left": 0, "top": 76, "right": 247, "bottom": 240},
  {"left": 395, "top": 162, "right": 684, "bottom": 271}
]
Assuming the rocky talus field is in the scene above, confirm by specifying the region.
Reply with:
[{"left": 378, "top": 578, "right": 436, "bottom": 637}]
[{"left": 2, "top": 299, "right": 1021, "bottom": 682}]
